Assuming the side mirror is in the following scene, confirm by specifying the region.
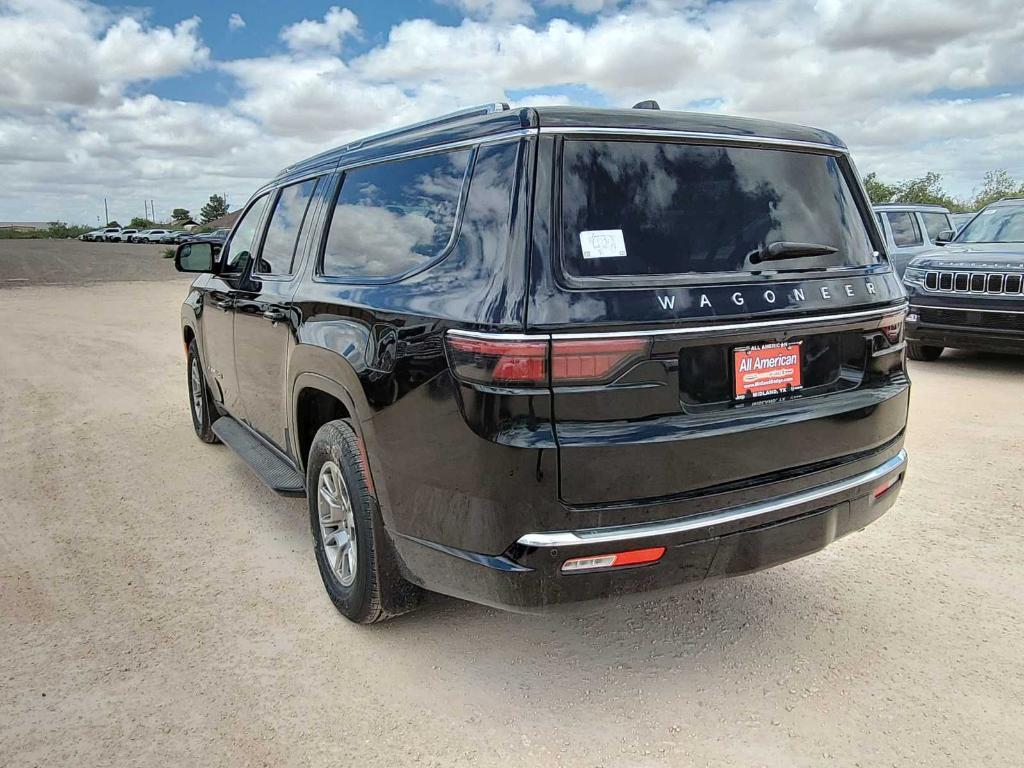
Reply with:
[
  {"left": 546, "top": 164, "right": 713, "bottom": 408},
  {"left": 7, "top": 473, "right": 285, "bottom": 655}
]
[
  {"left": 935, "top": 229, "right": 956, "bottom": 244},
  {"left": 175, "top": 242, "right": 215, "bottom": 273}
]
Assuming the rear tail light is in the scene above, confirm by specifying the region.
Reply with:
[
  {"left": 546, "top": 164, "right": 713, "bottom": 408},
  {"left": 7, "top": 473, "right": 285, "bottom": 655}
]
[
  {"left": 550, "top": 338, "right": 649, "bottom": 384},
  {"left": 561, "top": 546, "right": 666, "bottom": 573},
  {"left": 445, "top": 336, "right": 548, "bottom": 386},
  {"left": 446, "top": 332, "right": 649, "bottom": 387}
]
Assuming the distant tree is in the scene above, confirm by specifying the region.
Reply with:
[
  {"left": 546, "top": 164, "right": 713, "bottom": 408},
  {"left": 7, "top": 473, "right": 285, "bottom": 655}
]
[
  {"left": 970, "top": 170, "right": 1024, "bottom": 210},
  {"left": 200, "top": 195, "right": 229, "bottom": 223},
  {"left": 171, "top": 207, "right": 191, "bottom": 222},
  {"left": 863, "top": 173, "right": 898, "bottom": 205},
  {"left": 892, "top": 172, "right": 965, "bottom": 211},
  {"left": 106, "top": 220, "right": 121, "bottom": 228},
  {"left": 129, "top": 217, "right": 155, "bottom": 229},
  {"left": 45, "top": 221, "right": 91, "bottom": 238},
  {"left": 862, "top": 172, "right": 967, "bottom": 212}
]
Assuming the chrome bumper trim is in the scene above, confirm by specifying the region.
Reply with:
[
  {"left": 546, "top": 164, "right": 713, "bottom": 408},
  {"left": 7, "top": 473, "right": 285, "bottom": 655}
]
[{"left": 517, "top": 449, "right": 908, "bottom": 548}]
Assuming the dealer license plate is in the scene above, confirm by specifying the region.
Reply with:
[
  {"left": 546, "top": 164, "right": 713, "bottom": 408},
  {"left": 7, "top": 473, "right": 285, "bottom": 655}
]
[{"left": 733, "top": 341, "right": 803, "bottom": 400}]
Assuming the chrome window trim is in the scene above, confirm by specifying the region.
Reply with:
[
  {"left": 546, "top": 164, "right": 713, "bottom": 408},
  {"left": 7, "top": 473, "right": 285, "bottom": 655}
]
[
  {"left": 518, "top": 450, "right": 908, "bottom": 547},
  {"left": 538, "top": 126, "right": 846, "bottom": 154},
  {"left": 447, "top": 304, "right": 907, "bottom": 343}
]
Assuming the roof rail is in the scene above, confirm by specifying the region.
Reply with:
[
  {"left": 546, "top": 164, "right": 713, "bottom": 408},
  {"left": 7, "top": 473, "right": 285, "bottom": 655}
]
[
  {"left": 341, "top": 103, "right": 510, "bottom": 152},
  {"left": 996, "top": 196, "right": 1024, "bottom": 202}
]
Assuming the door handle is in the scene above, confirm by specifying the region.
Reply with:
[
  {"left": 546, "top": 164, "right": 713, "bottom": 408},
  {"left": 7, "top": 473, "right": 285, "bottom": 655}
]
[
  {"left": 262, "top": 308, "right": 287, "bottom": 323},
  {"left": 211, "top": 299, "right": 232, "bottom": 310}
]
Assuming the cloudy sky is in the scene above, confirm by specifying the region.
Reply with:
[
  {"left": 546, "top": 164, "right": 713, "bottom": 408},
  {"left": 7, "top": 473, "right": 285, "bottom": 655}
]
[{"left": 1, "top": 0, "right": 1022, "bottom": 225}]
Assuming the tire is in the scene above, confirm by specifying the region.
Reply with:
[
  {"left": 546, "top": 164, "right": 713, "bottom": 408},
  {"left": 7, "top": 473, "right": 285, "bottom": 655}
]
[
  {"left": 307, "top": 420, "right": 420, "bottom": 624},
  {"left": 186, "top": 339, "right": 220, "bottom": 443},
  {"left": 907, "top": 342, "right": 943, "bottom": 362}
]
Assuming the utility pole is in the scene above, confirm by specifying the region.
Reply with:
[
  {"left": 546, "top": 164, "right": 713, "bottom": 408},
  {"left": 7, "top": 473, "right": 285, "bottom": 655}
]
[{"left": 104, "top": 198, "right": 109, "bottom": 225}]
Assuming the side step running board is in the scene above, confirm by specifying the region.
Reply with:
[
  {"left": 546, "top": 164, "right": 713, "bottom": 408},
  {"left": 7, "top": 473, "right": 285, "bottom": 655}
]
[{"left": 212, "top": 416, "right": 306, "bottom": 497}]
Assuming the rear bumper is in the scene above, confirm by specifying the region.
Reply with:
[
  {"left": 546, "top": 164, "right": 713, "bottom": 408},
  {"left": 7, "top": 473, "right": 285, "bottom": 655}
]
[{"left": 392, "top": 448, "right": 907, "bottom": 612}]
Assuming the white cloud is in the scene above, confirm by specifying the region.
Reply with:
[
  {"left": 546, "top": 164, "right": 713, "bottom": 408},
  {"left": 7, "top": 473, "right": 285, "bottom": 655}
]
[
  {"left": 1, "top": 0, "right": 1023, "bottom": 223},
  {"left": 0, "top": 1, "right": 208, "bottom": 110},
  {"left": 228, "top": 12, "right": 245, "bottom": 31},
  {"left": 280, "top": 6, "right": 359, "bottom": 53},
  {"left": 442, "top": 0, "right": 535, "bottom": 22}
]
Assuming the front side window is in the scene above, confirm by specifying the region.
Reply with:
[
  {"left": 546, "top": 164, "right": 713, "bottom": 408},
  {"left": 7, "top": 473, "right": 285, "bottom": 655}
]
[
  {"left": 958, "top": 206, "right": 1024, "bottom": 243},
  {"left": 222, "top": 195, "right": 270, "bottom": 274},
  {"left": 920, "top": 212, "right": 952, "bottom": 241},
  {"left": 321, "top": 149, "right": 471, "bottom": 279},
  {"left": 560, "top": 140, "right": 878, "bottom": 281},
  {"left": 256, "top": 178, "right": 319, "bottom": 276},
  {"left": 885, "top": 212, "right": 922, "bottom": 247}
]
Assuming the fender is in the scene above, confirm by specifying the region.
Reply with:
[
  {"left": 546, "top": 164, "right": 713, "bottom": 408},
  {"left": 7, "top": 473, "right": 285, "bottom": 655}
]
[{"left": 288, "top": 344, "right": 395, "bottom": 527}]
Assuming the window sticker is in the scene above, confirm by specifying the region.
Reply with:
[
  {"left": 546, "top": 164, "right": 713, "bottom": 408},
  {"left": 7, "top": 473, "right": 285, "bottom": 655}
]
[{"left": 579, "top": 229, "right": 627, "bottom": 259}]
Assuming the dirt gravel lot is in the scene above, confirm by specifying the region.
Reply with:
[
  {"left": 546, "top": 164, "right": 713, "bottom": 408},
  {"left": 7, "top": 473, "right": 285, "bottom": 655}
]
[
  {"left": 2, "top": 246, "right": 1023, "bottom": 767},
  {"left": 0, "top": 238, "right": 184, "bottom": 286}
]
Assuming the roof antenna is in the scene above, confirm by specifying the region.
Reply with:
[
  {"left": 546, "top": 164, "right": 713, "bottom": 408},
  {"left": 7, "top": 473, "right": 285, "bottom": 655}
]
[{"left": 632, "top": 99, "right": 661, "bottom": 110}]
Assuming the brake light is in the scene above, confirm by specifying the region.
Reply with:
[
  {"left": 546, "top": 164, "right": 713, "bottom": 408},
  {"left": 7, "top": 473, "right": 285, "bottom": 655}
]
[
  {"left": 550, "top": 338, "right": 649, "bottom": 384},
  {"left": 562, "top": 546, "right": 666, "bottom": 573},
  {"left": 446, "top": 333, "right": 650, "bottom": 387},
  {"left": 445, "top": 335, "right": 548, "bottom": 386}
]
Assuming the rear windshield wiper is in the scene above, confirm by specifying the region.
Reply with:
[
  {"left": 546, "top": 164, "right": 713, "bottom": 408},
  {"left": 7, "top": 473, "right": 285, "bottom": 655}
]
[{"left": 749, "top": 241, "right": 838, "bottom": 264}]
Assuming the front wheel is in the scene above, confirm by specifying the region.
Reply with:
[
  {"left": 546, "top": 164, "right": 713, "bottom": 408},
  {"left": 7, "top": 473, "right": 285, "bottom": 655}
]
[
  {"left": 307, "top": 420, "right": 420, "bottom": 624},
  {"left": 186, "top": 339, "right": 220, "bottom": 443},
  {"left": 907, "top": 342, "right": 943, "bottom": 362}
]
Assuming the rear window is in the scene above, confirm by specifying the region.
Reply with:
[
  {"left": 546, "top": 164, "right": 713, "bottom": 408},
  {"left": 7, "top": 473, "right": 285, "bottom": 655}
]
[{"left": 560, "top": 140, "right": 878, "bottom": 281}]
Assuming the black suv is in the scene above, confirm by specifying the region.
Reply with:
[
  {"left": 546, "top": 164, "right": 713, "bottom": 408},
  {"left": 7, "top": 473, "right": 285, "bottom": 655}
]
[
  {"left": 176, "top": 103, "right": 910, "bottom": 623},
  {"left": 903, "top": 197, "right": 1024, "bottom": 360}
]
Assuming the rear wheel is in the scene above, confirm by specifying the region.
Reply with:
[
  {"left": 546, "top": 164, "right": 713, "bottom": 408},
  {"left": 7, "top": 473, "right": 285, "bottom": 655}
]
[
  {"left": 307, "top": 420, "right": 420, "bottom": 624},
  {"left": 907, "top": 342, "right": 943, "bottom": 362},
  {"left": 186, "top": 339, "right": 219, "bottom": 443}
]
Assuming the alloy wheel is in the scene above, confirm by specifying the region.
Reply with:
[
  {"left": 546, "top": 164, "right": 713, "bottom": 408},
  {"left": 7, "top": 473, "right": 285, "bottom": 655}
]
[{"left": 317, "top": 460, "right": 358, "bottom": 587}]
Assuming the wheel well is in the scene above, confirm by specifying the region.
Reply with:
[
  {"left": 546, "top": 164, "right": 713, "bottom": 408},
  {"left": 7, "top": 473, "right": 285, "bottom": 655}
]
[
  {"left": 296, "top": 387, "right": 350, "bottom": 469},
  {"left": 183, "top": 325, "right": 195, "bottom": 347}
]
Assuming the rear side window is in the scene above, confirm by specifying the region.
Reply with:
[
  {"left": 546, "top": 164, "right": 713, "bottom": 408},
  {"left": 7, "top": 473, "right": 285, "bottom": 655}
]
[
  {"left": 920, "top": 212, "right": 951, "bottom": 241},
  {"left": 256, "top": 178, "right": 319, "bottom": 276},
  {"left": 885, "top": 212, "right": 923, "bottom": 247},
  {"left": 321, "top": 149, "right": 472, "bottom": 279},
  {"left": 560, "top": 140, "right": 878, "bottom": 281}
]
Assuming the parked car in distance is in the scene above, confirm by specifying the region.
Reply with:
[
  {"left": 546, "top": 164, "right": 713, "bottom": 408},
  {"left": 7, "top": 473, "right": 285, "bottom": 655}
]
[
  {"left": 903, "top": 196, "right": 1024, "bottom": 360},
  {"left": 109, "top": 228, "right": 138, "bottom": 242},
  {"left": 160, "top": 230, "right": 190, "bottom": 244},
  {"left": 186, "top": 228, "right": 229, "bottom": 244},
  {"left": 80, "top": 226, "right": 121, "bottom": 241},
  {"left": 950, "top": 212, "right": 976, "bottom": 232},
  {"left": 874, "top": 203, "right": 955, "bottom": 277},
  {"left": 135, "top": 229, "right": 173, "bottom": 243},
  {"left": 177, "top": 103, "right": 910, "bottom": 624}
]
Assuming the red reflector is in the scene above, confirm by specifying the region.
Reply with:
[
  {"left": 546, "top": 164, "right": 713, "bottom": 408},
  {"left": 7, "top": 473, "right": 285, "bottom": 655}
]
[
  {"left": 562, "top": 546, "right": 666, "bottom": 573},
  {"left": 873, "top": 475, "right": 899, "bottom": 499},
  {"left": 879, "top": 312, "right": 906, "bottom": 344},
  {"left": 550, "top": 338, "right": 648, "bottom": 383}
]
